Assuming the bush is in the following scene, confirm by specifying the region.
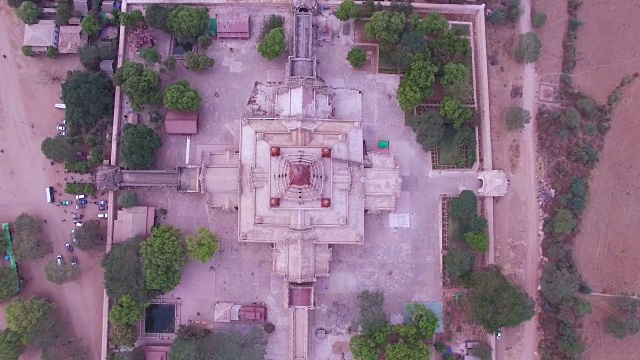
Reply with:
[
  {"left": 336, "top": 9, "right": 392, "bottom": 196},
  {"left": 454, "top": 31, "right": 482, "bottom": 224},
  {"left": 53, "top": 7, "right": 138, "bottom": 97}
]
[
  {"left": 347, "top": 48, "right": 367, "bottom": 68},
  {"left": 139, "top": 47, "right": 161, "bottom": 64},
  {"left": 46, "top": 46, "right": 59, "bottom": 59},
  {"left": 336, "top": 0, "right": 361, "bottom": 21},
  {"left": 561, "top": 108, "right": 581, "bottom": 129},
  {"left": 568, "top": 17, "right": 583, "bottom": 31},
  {"left": 16, "top": 2, "right": 41, "bottom": 25},
  {"left": 532, "top": 12, "right": 547, "bottom": 28},
  {"left": 506, "top": 106, "right": 531, "bottom": 130},
  {"left": 507, "top": 0, "right": 523, "bottom": 20},
  {"left": 164, "top": 56, "right": 177, "bottom": 70},
  {"left": 576, "top": 98, "right": 597, "bottom": 118},
  {"left": 264, "top": 322, "right": 275, "bottom": 334},
  {"left": 44, "top": 260, "right": 80, "bottom": 284},
  {"left": 258, "top": 27, "right": 286, "bottom": 60},
  {"left": 515, "top": 32, "right": 542, "bottom": 63},
  {"left": 145, "top": 4, "right": 172, "bottom": 32},
  {"left": 64, "top": 183, "right": 96, "bottom": 195},
  {"left": 120, "top": 10, "right": 145, "bottom": 28},
  {"left": 552, "top": 209, "right": 576, "bottom": 234},
  {"left": 465, "top": 232, "right": 489, "bottom": 252},
  {"left": 470, "top": 217, "right": 488, "bottom": 232},
  {"left": 487, "top": 8, "right": 507, "bottom": 25},
  {"left": 186, "top": 227, "right": 219, "bottom": 263},
  {"left": 118, "top": 191, "right": 138, "bottom": 208},
  {"left": 185, "top": 52, "right": 214, "bottom": 72},
  {"left": 164, "top": 80, "right": 201, "bottom": 111},
  {"left": 110, "top": 324, "right": 138, "bottom": 348},
  {"left": 444, "top": 247, "right": 474, "bottom": 282},
  {"left": 109, "top": 295, "right": 144, "bottom": 326},
  {"left": 81, "top": 16, "right": 101, "bottom": 37},
  {"left": 55, "top": 1, "right": 71, "bottom": 25},
  {"left": 21, "top": 46, "right": 34, "bottom": 57},
  {"left": 450, "top": 190, "right": 477, "bottom": 219},
  {"left": 198, "top": 35, "right": 212, "bottom": 50}
]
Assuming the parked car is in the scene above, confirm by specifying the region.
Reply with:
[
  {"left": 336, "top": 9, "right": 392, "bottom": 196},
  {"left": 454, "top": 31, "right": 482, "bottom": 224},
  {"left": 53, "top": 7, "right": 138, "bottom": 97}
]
[
  {"left": 72, "top": 213, "right": 83, "bottom": 220},
  {"left": 56, "top": 255, "right": 63, "bottom": 266},
  {"left": 71, "top": 256, "right": 78, "bottom": 266},
  {"left": 98, "top": 213, "right": 108, "bottom": 219},
  {"left": 74, "top": 221, "right": 83, "bottom": 227},
  {"left": 495, "top": 330, "right": 502, "bottom": 339},
  {"left": 98, "top": 205, "right": 108, "bottom": 211},
  {"left": 75, "top": 194, "right": 86, "bottom": 199},
  {"left": 70, "top": 229, "right": 77, "bottom": 243},
  {"left": 58, "top": 131, "right": 67, "bottom": 136},
  {"left": 78, "top": 199, "right": 88, "bottom": 205},
  {"left": 97, "top": 200, "right": 108, "bottom": 205},
  {"left": 75, "top": 204, "right": 85, "bottom": 210},
  {"left": 56, "top": 125, "right": 66, "bottom": 131},
  {"left": 60, "top": 200, "right": 72, "bottom": 205},
  {"left": 65, "top": 242, "right": 73, "bottom": 252}
]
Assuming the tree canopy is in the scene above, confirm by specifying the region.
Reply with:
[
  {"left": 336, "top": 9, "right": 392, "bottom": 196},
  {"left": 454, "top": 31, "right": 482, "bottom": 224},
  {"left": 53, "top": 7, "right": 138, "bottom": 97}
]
[
  {"left": 515, "top": 32, "right": 542, "bottom": 63},
  {"left": 385, "top": 340, "right": 430, "bottom": 360},
  {"left": 169, "top": 327, "right": 267, "bottom": 360},
  {"left": 347, "top": 48, "right": 367, "bottom": 68},
  {"left": 164, "top": 80, "right": 202, "bottom": 112},
  {"left": 139, "top": 48, "right": 162, "bottom": 64},
  {"left": 336, "top": 0, "right": 361, "bottom": 21},
  {"left": 506, "top": 106, "right": 531, "bottom": 131},
  {"left": 406, "top": 303, "right": 439, "bottom": 338},
  {"left": 145, "top": 4, "right": 173, "bottom": 32},
  {"left": 186, "top": 227, "right": 219, "bottom": 264},
  {"left": 6, "top": 297, "right": 54, "bottom": 345},
  {"left": 44, "top": 260, "right": 80, "bottom": 284},
  {"left": 444, "top": 247, "right": 474, "bottom": 283},
  {"left": 61, "top": 71, "right": 115, "bottom": 132},
  {"left": 81, "top": 16, "right": 101, "bottom": 37},
  {"left": 429, "top": 29, "right": 470, "bottom": 66},
  {"left": 440, "top": 96, "right": 473, "bottom": 129},
  {"left": 364, "top": 11, "right": 405, "bottom": 48},
  {"left": 118, "top": 191, "right": 139, "bottom": 208},
  {"left": 407, "top": 113, "right": 444, "bottom": 152},
  {"left": 356, "top": 290, "right": 389, "bottom": 336},
  {"left": 552, "top": 209, "right": 576, "bottom": 234},
  {"left": 258, "top": 27, "right": 286, "bottom": 60},
  {"left": 140, "top": 225, "right": 187, "bottom": 293},
  {"left": 393, "top": 30, "right": 427, "bottom": 72},
  {"left": 185, "top": 52, "right": 214, "bottom": 72},
  {"left": 450, "top": 190, "right": 477, "bottom": 219},
  {"left": 0, "top": 329, "right": 24, "bottom": 360},
  {"left": 40, "top": 136, "right": 79, "bottom": 163},
  {"left": 75, "top": 220, "right": 104, "bottom": 250},
  {"left": 0, "top": 267, "right": 19, "bottom": 302},
  {"left": 110, "top": 325, "right": 139, "bottom": 348},
  {"left": 16, "top": 2, "right": 41, "bottom": 25},
  {"left": 417, "top": 12, "right": 449, "bottom": 35},
  {"left": 114, "top": 61, "right": 162, "bottom": 112},
  {"left": 79, "top": 41, "right": 118, "bottom": 71},
  {"left": 167, "top": 6, "right": 209, "bottom": 42},
  {"left": 102, "top": 238, "right": 150, "bottom": 302},
  {"left": 13, "top": 213, "right": 51, "bottom": 261},
  {"left": 464, "top": 231, "right": 489, "bottom": 252},
  {"left": 120, "top": 124, "right": 162, "bottom": 170},
  {"left": 397, "top": 56, "right": 439, "bottom": 110},
  {"left": 109, "top": 295, "right": 144, "bottom": 326},
  {"left": 468, "top": 265, "right": 535, "bottom": 332},
  {"left": 120, "top": 10, "right": 145, "bottom": 28},
  {"left": 54, "top": 2, "right": 71, "bottom": 26}
]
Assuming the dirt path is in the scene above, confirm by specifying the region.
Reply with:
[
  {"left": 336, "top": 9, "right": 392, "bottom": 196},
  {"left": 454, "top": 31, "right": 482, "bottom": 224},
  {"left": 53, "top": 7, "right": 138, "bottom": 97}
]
[{"left": 0, "top": 5, "right": 105, "bottom": 359}]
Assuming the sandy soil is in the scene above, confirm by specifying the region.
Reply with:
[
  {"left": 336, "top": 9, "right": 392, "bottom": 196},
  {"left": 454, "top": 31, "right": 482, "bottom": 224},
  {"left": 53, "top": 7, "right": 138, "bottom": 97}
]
[
  {"left": 0, "top": 5, "right": 105, "bottom": 359},
  {"left": 567, "top": 0, "right": 640, "bottom": 358}
]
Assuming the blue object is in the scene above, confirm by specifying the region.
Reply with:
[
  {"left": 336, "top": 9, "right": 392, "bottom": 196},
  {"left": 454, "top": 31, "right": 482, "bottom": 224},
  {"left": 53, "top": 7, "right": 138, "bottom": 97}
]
[{"left": 4, "top": 255, "right": 9, "bottom": 260}]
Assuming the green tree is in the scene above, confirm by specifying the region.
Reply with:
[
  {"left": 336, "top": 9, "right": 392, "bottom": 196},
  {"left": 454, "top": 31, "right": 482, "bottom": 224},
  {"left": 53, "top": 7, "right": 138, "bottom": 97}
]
[
  {"left": 140, "top": 224, "right": 187, "bottom": 293},
  {"left": 418, "top": 12, "right": 448, "bottom": 35},
  {"left": 16, "top": 2, "right": 41, "bottom": 25},
  {"left": 451, "top": 190, "right": 477, "bottom": 219},
  {"left": 210, "top": 328, "right": 267, "bottom": 360},
  {"left": 81, "top": 16, "right": 101, "bottom": 37},
  {"left": 469, "top": 342, "right": 492, "bottom": 360},
  {"left": 21, "top": 46, "right": 34, "bottom": 57},
  {"left": 0, "top": 329, "right": 24, "bottom": 360},
  {"left": 407, "top": 113, "right": 444, "bottom": 152},
  {"left": 564, "top": 177, "right": 589, "bottom": 215},
  {"left": 336, "top": 0, "right": 361, "bottom": 21},
  {"left": 552, "top": 209, "right": 576, "bottom": 234},
  {"left": 0, "top": 267, "right": 19, "bottom": 301},
  {"left": 356, "top": 290, "right": 388, "bottom": 336},
  {"left": 258, "top": 27, "right": 286, "bottom": 60},
  {"left": 114, "top": 61, "right": 162, "bottom": 112},
  {"left": 55, "top": 1, "right": 71, "bottom": 26},
  {"left": 429, "top": 29, "right": 470, "bottom": 65},
  {"left": 44, "top": 260, "right": 80, "bottom": 284},
  {"left": 109, "top": 295, "right": 144, "bottom": 326},
  {"left": 163, "top": 80, "right": 202, "bottom": 111},
  {"left": 506, "top": 106, "right": 531, "bottom": 130},
  {"left": 185, "top": 51, "right": 214, "bottom": 72},
  {"left": 441, "top": 63, "right": 469, "bottom": 89},
  {"left": 440, "top": 96, "right": 472, "bottom": 129},
  {"left": 385, "top": 339, "right": 430, "bottom": 360},
  {"left": 406, "top": 303, "right": 439, "bottom": 338},
  {"left": 79, "top": 41, "right": 118, "bottom": 71},
  {"left": 393, "top": 30, "right": 427, "bottom": 71},
  {"left": 167, "top": 6, "right": 209, "bottom": 42},
  {"left": 46, "top": 46, "right": 59, "bottom": 59},
  {"left": 260, "top": 15, "right": 284, "bottom": 39},
  {"left": 164, "top": 55, "right": 177, "bottom": 70},
  {"left": 464, "top": 231, "right": 489, "bottom": 252},
  {"left": 169, "top": 334, "right": 213, "bottom": 360},
  {"left": 145, "top": 4, "right": 173, "bottom": 32},
  {"left": 561, "top": 108, "right": 581, "bottom": 129},
  {"left": 75, "top": 220, "right": 104, "bottom": 250},
  {"left": 468, "top": 265, "right": 535, "bottom": 332},
  {"left": 532, "top": 12, "right": 547, "bottom": 28},
  {"left": 120, "top": 124, "right": 162, "bottom": 170},
  {"left": 120, "top": 10, "right": 144, "bottom": 28},
  {"left": 515, "top": 32, "right": 542, "bottom": 63},
  {"left": 576, "top": 97, "right": 597, "bottom": 118},
  {"left": 40, "top": 136, "right": 79, "bottom": 163},
  {"left": 349, "top": 335, "right": 380, "bottom": 360},
  {"left": 138, "top": 47, "right": 161, "bottom": 64},
  {"left": 13, "top": 213, "right": 51, "bottom": 261},
  {"left": 397, "top": 56, "right": 439, "bottom": 110},
  {"left": 540, "top": 262, "right": 580, "bottom": 304},
  {"left": 102, "top": 238, "right": 150, "bottom": 302},
  {"left": 198, "top": 34, "right": 212, "bottom": 50},
  {"left": 186, "top": 227, "right": 219, "bottom": 264},
  {"left": 444, "top": 247, "right": 474, "bottom": 282},
  {"left": 364, "top": 11, "right": 405, "bottom": 48},
  {"left": 571, "top": 297, "right": 592, "bottom": 317},
  {"left": 6, "top": 297, "right": 54, "bottom": 344},
  {"left": 61, "top": 71, "right": 115, "bottom": 131},
  {"left": 487, "top": 8, "right": 507, "bottom": 25},
  {"left": 110, "top": 324, "right": 138, "bottom": 348},
  {"left": 118, "top": 191, "right": 138, "bottom": 208},
  {"left": 347, "top": 48, "right": 367, "bottom": 68},
  {"left": 470, "top": 217, "right": 488, "bottom": 232}
]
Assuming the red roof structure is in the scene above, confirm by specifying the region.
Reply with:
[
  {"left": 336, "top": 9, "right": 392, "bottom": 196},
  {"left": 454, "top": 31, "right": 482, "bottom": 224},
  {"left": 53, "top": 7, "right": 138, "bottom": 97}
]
[
  {"left": 288, "top": 163, "right": 312, "bottom": 186},
  {"left": 289, "top": 287, "right": 312, "bottom": 307},
  {"left": 216, "top": 13, "right": 250, "bottom": 39},
  {"left": 164, "top": 111, "right": 198, "bottom": 135},
  {"left": 238, "top": 305, "right": 267, "bottom": 322}
]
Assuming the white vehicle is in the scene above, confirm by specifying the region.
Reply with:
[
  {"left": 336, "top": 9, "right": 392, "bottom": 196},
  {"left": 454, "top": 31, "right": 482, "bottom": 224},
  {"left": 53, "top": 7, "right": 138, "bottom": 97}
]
[
  {"left": 75, "top": 194, "right": 86, "bottom": 199},
  {"left": 56, "top": 125, "right": 66, "bottom": 131},
  {"left": 46, "top": 186, "right": 54, "bottom": 203},
  {"left": 98, "top": 213, "right": 108, "bottom": 219},
  {"left": 74, "top": 221, "right": 83, "bottom": 227},
  {"left": 56, "top": 255, "right": 63, "bottom": 266},
  {"left": 54, "top": 103, "right": 66, "bottom": 109}
]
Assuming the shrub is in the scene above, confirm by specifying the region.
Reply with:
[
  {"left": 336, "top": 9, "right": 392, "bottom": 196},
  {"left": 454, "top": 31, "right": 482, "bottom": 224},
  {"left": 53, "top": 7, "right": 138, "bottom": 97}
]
[
  {"left": 258, "top": 27, "right": 286, "bottom": 60},
  {"left": 514, "top": 32, "right": 542, "bottom": 63},
  {"left": 75, "top": 220, "right": 105, "bottom": 250},
  {"left": 470, "top": 217, "right": 488, "bottom": 232},
  {"left": 139, "top": 47, "right": 161, "bottom": 64},
  {"left": 44, "top": 260, "right": 80, "bottom": 284},
  {"left": 16, "top": 2, "right": 41, "bottom": 25},
  {"left": 487, "top": 8, "right": 507, "bottom": 25},
  {"left": 64, "top": 183, "right": 96, "bottom": 195},
  {"left": 109, "top": 295, "right": 144, "bottom": 326},
  {"left": 561, "top": 108, "right": 581, "bottom": 129},
  {"left": 506, "top": 0, "right": 523, "bottom": 20},
  {"left": 440, "top": 96, "right": 472, "bottom": 129},
  {"left": 465, "top": 232, "right": 489, "bottom": 252},
  {"left": 506, "top": 106, "right": 531, "bottom": 130},
  {"left": 264, "top": 322, "right": 275, "bottom": 334},
  {"left": 110, "top": 324, "right": 138, "bottom": 347},
  {"left": 450, "top": 190, "right": 477, "bottom": 219},
  {"left": 81, "top": 16, "right": 101, "bottom": 37},
  {"left": 118, "top": 191, "right": 138, "bottom": 208},
  {"left": 532, "top": 12, "right": 547, "bottom": 28},
  {"left": 120, "top": 10, "right": 144, "bottom": 28},
  {"left": 55, "top": 2, "right": 71, "bottom": 26},
  {"left": 186, "top": 227, "right": 219, "bottom": 263},
  {"left": 185, "top": 52, "right": 214, "bottom": 72},
  {"left": 347, "top": 48, "right": 367, "bottom": 68},
  {"left": 576, "top": 98, "right": 597, "bottom": 118},
  {"left": 21, "top": 46, "right": 34, "bottom": 57},
  {"left": 336, "top": 0, "right": 361, "bottom": 21},
  {"left": 145, "top": 4, "right": 172, "bottom": 32},
  {"left": 46, "top": 46, "right": 59, "bottom": 59},
  {"left": 552, "top": 209, "right": 576, "bottom": 234},
  {"left": 164, "top": 55, "right": 177, "bottom": 70},
  {"left": 568, "top": 17, "right": 583, "bottom": 31},
  {"left": 444, "top": 247, "right": 474, "bottom": 282},
  {"left": 198, "top": 35, "right": 212, "bottom": 50}
]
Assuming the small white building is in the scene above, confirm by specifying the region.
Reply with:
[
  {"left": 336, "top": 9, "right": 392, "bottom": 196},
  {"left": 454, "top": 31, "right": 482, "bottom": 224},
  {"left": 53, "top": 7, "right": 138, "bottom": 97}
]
[{"left": 23, "top": 21, "right": 59, "bottom": 53}]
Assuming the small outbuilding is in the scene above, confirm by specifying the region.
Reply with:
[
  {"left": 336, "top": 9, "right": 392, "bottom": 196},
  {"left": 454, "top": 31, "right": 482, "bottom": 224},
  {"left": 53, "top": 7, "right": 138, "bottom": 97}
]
[
  {"left": 57, "top": 26, "right": 87, "bottom": 54},
  {"left": 113, "top": 206, "right": 156, "bottom": 243},
  {"left": 23, "top": 21, "right": 59, "bottom": 53},
  {"left": 213, "top": 13, "right": 250, "bottom": 39},
  {"left": 164, "top": 111, "right": 199, "bottom": 135}
]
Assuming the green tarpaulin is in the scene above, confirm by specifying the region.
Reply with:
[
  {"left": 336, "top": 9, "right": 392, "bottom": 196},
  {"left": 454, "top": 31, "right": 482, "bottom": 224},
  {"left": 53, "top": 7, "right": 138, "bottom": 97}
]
[{"left": 209, "top": 18, "right": 217, "bottom": 36}]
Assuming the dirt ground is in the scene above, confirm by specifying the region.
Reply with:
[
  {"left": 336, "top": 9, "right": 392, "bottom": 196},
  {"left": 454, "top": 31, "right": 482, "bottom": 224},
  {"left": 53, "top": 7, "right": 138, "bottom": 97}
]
[
  {"left": 566, "top": 0, "right": 640, "bottom": 358},
  {"left": 0, "top": 5, "right": 105, "bottom": 359}
]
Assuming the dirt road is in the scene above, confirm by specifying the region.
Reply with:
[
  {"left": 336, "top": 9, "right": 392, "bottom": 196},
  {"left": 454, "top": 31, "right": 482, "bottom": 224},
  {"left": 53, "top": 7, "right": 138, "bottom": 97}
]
[{"left": 0, "top": 5, "right": 105, "bottom": 359}]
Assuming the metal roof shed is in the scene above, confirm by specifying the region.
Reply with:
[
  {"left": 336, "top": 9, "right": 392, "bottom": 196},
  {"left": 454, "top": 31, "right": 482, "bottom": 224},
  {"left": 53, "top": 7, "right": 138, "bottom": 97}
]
[{"left": 164, "top": 111, "right": 198, "bottom": 135}]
